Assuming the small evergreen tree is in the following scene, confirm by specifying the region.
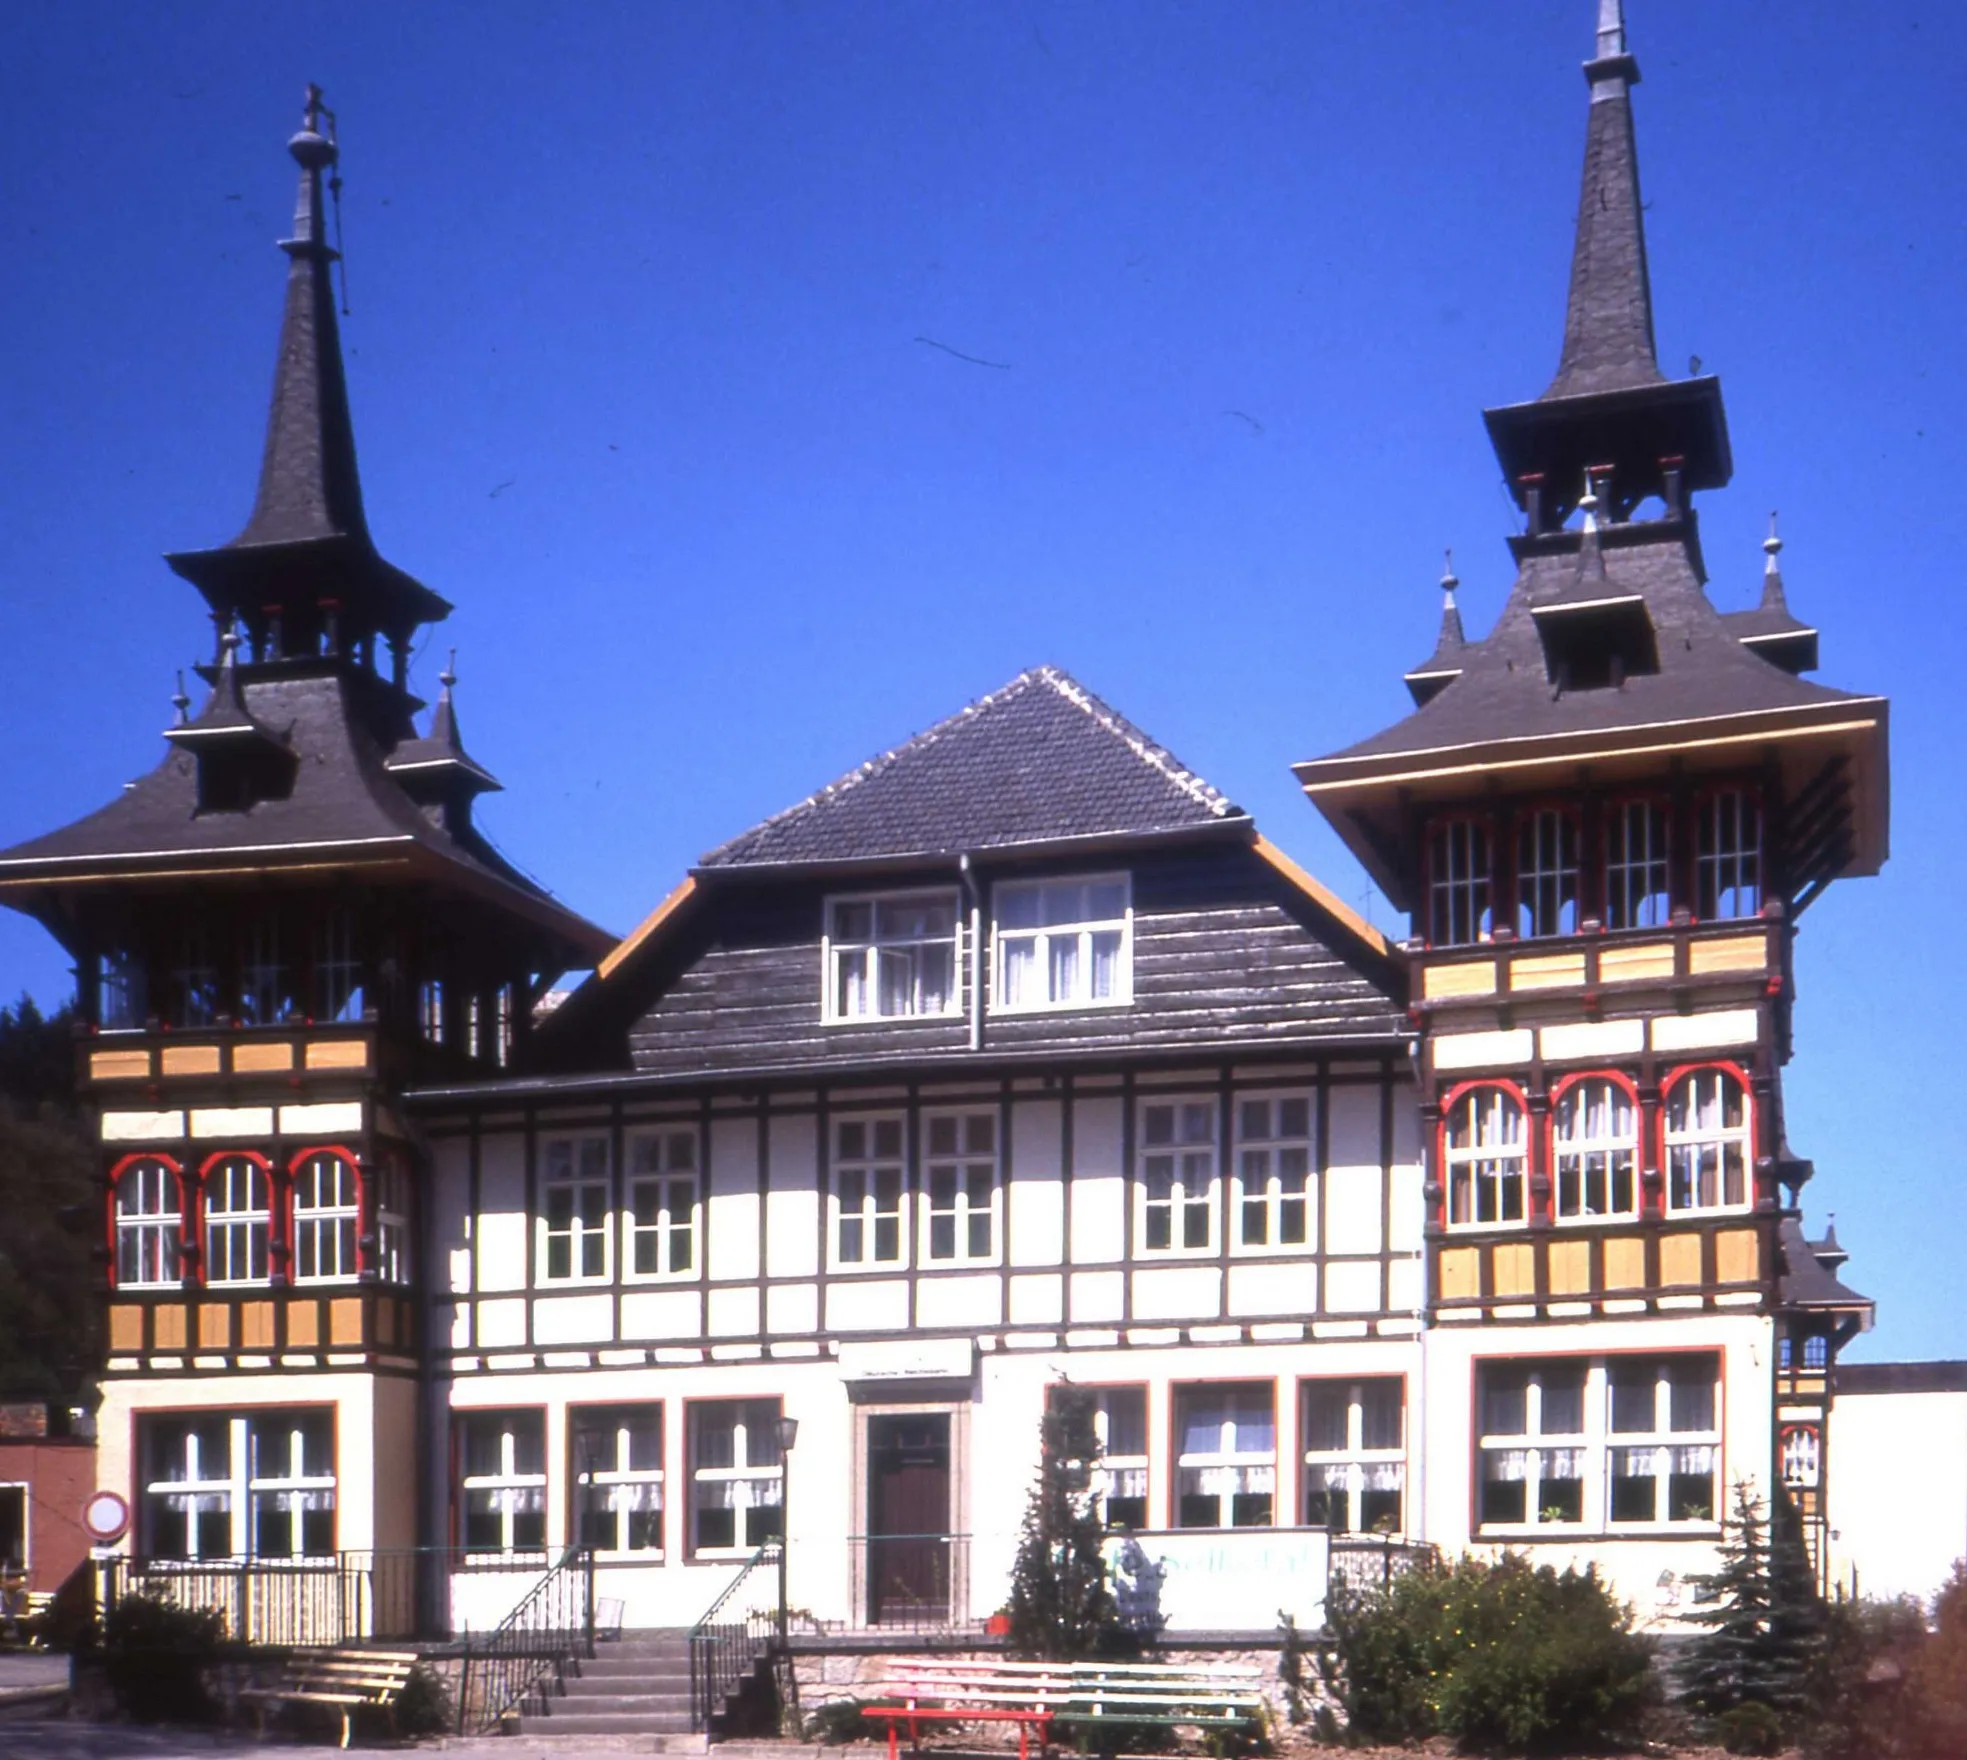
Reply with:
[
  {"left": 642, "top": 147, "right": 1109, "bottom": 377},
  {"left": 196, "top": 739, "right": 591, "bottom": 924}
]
[
  {"left": 1682, "top": 1481, "right": 1822, "bottom": 1723},
  {"left": 1005, "top": 1386, "right": 1117, "bottom": 1658}
]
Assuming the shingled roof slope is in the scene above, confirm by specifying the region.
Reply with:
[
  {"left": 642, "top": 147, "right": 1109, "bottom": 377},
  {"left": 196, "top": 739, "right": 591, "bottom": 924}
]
[
  {"left": 1777, "top": 1216, "right": 1873, "bottom": 1318},
  {"left": 701, "top": 666, "right": 1245, "bottom": 870}
]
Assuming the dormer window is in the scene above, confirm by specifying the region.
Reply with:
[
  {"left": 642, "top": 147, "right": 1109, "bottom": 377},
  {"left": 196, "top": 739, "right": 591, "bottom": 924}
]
[
  {"left": 1515, "top": 808, "right": 1579, "bottom": 937},
  {"left": 993, "top": 875, "right": 1131, "bottom": 1011},
  {"left": 825, "top": 891, "right": 959, "bottom": 1021}
]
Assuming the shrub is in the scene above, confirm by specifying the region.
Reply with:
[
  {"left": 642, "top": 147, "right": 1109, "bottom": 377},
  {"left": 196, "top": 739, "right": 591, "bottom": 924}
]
[
  {"left": 1681, "top": 1481, "right": 1821, "bottom": 1729},
  {"left": 393, "top": 1662, "right": 455, "bottom": 1737},
  {"left": 1319, "top": 1552, "right": 1655, "bottom": 1754},
  {"left": 1007, "top": 1386, "right": 1119, "bottom": 1659},
  {"left": 806, "top": 1696, "right": 878, "bottom": 1744},
  {"left": 1905, "top": 1559, "right": 1967, "bottom": 1760},
  {"left": 1717, "top": 1700, "right": 1786, "bottom": 1755},
  {"left": 101, "top": 1594, "right": 224, "bottom": 1723}
]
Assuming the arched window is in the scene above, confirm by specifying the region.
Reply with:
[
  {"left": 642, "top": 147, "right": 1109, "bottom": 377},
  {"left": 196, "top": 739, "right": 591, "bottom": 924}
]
[
  {"left": 1779, "top": 1424, "right": 1821, "bottom": 1490},
  {"left": 1604, "top": 799, "right": 1671, "bottom": 929},
  {"left": 1552, "top": 1078, "right": 1638, "bottom": 1221},
  {"left": 291, "top": 1151, "right": 360, "bottom": 1284},
  {"left": 1515, "top": 808, "right": 1579, "bottom": 937},
  {"left": 1427, "top": 819, "right": 1492, "bottom": 946},
  {"left": 203, "top": 1155, "right": 271, "bottom": 1285},
  {"left": 1444, "top": 1087, "right": 1526, "bottom": 1228},
  {"left": 1696, "top": 790, "right": 1762, "bottom": 920},
  {"left": 1664, "top": 1069, "right": 1752, "bottom": 1214},
  {"left": 114, "top": 1158, "right": 183, "bottom": 1288}
]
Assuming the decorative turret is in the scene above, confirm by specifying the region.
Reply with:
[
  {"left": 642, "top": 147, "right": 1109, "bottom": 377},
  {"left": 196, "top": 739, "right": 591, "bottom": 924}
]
[
  {"left": 1403, "top": 554, "right": 1467, "bottom": 706},
  {"left": 165, "top": 86, "right": 449, "bottom": 692},
  {"left": 385, "top": 653, "right": 503, "bottom": 833},
  {"left": 1722, "top": 514, "right": 1821, "bottom": 676}
]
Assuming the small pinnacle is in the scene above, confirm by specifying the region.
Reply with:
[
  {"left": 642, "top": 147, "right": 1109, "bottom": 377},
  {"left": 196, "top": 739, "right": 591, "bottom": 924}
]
[
  {"left": 171, "top": 671, "right": 190, "bottom": 724},
  {"left": 1440, "top": 549, "right": 1459, "bottom": 600},
  {"left": 440, "top": 648, "right": 458, "bottom": 692},
  {"left": 1578, "top": 471, "right": 1601, "bottom": 533},
  {"left": 220, "top": 622, "right": 242, "bottom": 657},
  {"left": 1764, "top": 511, "right": 1783, "bottom": 572}
]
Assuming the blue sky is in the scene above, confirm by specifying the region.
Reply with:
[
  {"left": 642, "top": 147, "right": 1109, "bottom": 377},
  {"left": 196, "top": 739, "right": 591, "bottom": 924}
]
[{"left": 1, "top": 2, "right": 1960, "bottom": 1360}]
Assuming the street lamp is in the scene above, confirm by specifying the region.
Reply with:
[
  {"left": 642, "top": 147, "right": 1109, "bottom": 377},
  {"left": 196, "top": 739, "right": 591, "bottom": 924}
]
[{"left": 775, "top": 1416, "right": 800, "bottom": 1650}]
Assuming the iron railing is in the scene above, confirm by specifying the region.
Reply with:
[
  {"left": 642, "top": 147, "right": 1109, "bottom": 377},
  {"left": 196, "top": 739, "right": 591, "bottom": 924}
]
[
  {"left": 1328, "top": 1535, "right": 1441, "bottom": 1595},
  {"left": 458, "top": 1544, "right": 595, "bottom": 1733},
  {"left": 688, "top": 1543, "right": 779, "bottom": 1733},
  {"left": 847, "top": 1532, "right": 972, "bottom": 1632}
]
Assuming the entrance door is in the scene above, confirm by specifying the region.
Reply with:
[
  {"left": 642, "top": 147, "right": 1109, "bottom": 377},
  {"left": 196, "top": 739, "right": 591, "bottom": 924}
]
[{"left": 866, "top": 1414, "right": 951, "bottom": 1624}]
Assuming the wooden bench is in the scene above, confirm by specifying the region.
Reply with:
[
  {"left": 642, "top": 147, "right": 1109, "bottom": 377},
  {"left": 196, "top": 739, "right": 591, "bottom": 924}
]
[
  {"left": 240, "top": 1647, "right": 419, "bottom": 1748},
  {"left": 868, "top": 1656, "right": 1265, "bottom": 1759}
]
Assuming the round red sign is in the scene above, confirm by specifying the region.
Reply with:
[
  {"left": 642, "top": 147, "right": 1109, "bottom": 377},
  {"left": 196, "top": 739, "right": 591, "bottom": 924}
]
[{"left": 82, "top": 1489, "right": 130, "bottom": 1544}]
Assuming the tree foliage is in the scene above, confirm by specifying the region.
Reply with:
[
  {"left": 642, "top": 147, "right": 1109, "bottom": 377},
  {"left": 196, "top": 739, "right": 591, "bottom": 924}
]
[
  {"left": 1005, "top": 1386, "right": 1118, "bottom": 1659},
  {"left": 1680, "top": 1481, "right": 1822, "bottom": 1726},
  {"left": 0, "top": 996, "right": 97, "bottom": 1405}
]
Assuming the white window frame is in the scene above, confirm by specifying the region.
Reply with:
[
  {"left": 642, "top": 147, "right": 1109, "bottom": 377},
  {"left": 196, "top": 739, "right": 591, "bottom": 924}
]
[
  {"left": 1696, "top": 789, "right": 1762, "bottom": 921},
  {"left": 823, "top": 889, "right": 962, "bottom": 1023},
  {"left": 832, "top": 1114, "right": 907, "bottom": 1271},
  {"left": 1514, "top": 807, "right": 1580, "bottom": 938},
  {"left": 1301, "top": 1377, "right": 1406, "bottom": 1535},
  {"left": 1085, "top": 1385, "right": 1148, "bottom": 1532},
  {"left": 1551, "top": 1078, "right": 1640, "bottom": 1223},
  {"left": 572, "top": 1404, "right": 665, "bottom": 1556},
  {"left": 314, "top": 907, "right": 363, "bottom": 1024},
  {"left": 1475, "top": 1357, "right": 1722, "bottom": 1537},
  {"left": 539, "top": 1135, "right": 612, "bottom": 1285},
  {"left": 990, "top": 873, "right": 1133, "bottom": 1013},
  {"left": 170, "top": 925, "right": 219, "bottom": 1028},
  {"left": 1427, "top": 817, "right": 1492, "bottom": 946},
  {"left": 1444, "top": 1086, "right": 1527, "bottom": 1230},
  {"left": 115, "top": 1159, "right": 183, "bottom": 1289},
  {"left": 140, "top": 1410, "right": 337, "bottom": 1561},
  {"left": 921, "top": 1109, "right": 999, "bottom": 1265},
  {"left": 373, "top": 1158, "right": 412, "bottom": 1285},
  {"left": 203, "top": 1155, "right": 271, "bottom": 1287},
  {"left": 1173, "top": 1383, "right": 1276, "bottom": 1530},
  {"left": 1664, "top": 1068, "right": 1753, "bottom": 1216},
  {"left": 1137, "top": 1098, "right": 1218, "bottom": 1258},
  {"left": 245, "top": 1411, "right": 338, "bottom": 1559},
  {"left": 458, "top": 1411, "right": 548, "bottom": 1554},
  {"left": 239, "top": 913, "right": 289, "bottom": 1027},
  {"left": 1604, "top": 798, "right": 1671, "bottom": 930},
  {"left": 0, "top": 1484, "right": 25, "bottom": 1571},
  {"left": 1231, "top": 1092, "right": 1317, "bottom": 1255},
  {"left": 625, "top": 1128, "right": 699, "bottom": 1282},
  {"left": 291, "top": 1151, "right": 360, "bottom": 1284},
  {"left": 688, "top": 1399, "right": 784, "bottom": 1559}
]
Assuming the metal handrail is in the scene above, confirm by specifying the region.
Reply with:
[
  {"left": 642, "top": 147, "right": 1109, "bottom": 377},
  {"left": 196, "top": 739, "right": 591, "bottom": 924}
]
[
  {"left": 459, "top": 1544, "right": 595, "bottom": 1734},
  {"left": 688, "top": 1542, "right": 779, "bottom": 1734}
]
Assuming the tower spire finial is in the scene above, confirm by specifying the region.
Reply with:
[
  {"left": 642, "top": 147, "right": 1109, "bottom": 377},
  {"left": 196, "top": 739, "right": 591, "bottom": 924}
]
[
  {"left": 1760, "top": 510, "right": 1791, "bottom": 612},
  {"left": 1596, "top": 0, "right": 1628, "bottom": 61}
]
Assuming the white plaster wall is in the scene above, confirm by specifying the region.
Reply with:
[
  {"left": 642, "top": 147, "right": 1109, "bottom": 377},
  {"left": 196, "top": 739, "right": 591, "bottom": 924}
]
[
  {"left": 1827, "top": 1389, "right": 1967, "bottom": 1605},
  {"left": 1009, "top": 1099, "right": 1065, "bottom": 1266},
  {"left": 476, "top": 1132, "right": 528, "bottom": 1293},
  {"left": 1069, "top": 1096, "right": 1125, "bottom": 1263},
  {"left": 765, "top": 1113, "right": 819, "bottom": 1277},
  {"left": 707, "top": 1117, "right": 760, "bottom": 1280}
]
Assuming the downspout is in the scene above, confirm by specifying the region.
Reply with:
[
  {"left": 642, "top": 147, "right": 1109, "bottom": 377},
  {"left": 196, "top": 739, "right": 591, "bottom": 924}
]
[{"left": 959, "top": 853, "right": 983, "bottom": 1052}]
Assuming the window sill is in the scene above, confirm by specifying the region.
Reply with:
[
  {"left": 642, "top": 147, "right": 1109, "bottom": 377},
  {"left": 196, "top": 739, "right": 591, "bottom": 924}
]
[
  {"left": 820, "top": 1011, "right": 964, "bottom": 1029},
  {"left": 988, "top": 997, "right": 1134, "bottom": 1018}
]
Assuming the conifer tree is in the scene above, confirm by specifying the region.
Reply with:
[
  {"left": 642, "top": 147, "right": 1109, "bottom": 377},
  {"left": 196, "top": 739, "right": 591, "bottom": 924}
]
[
  {"left": 1005, "top": 1386, "right": 1117, "bottom": 1659},
  {"left": 1682, "top": 1480, "right": 1822, "bottom": 1719}
]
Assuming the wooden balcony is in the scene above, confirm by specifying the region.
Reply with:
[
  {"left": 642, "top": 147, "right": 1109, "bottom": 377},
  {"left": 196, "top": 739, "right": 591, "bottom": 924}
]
[
  {"left": 84, "top": 1025, "right": 376, "bottom": 1089},
  {"left": 1417, "top": 919, "right": 1778, "bottom": 1011}
]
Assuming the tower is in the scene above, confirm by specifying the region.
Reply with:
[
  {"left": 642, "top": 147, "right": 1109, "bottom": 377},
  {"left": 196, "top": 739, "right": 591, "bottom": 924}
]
[
  {"left": 1294, "top": 4, "right": 1881, "bottom": 1578},
  {"left": 0, "top": 91, "right": 609, "bottom": 1581}
]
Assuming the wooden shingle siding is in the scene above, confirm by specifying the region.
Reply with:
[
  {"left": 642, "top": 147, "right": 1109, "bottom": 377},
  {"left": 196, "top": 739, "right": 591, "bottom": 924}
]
[{"left": 626, "top": 844, "right": 1404, "bottom": 1075}]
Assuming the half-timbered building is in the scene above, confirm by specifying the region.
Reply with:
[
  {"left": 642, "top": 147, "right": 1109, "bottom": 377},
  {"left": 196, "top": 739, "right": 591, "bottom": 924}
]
[{"left": 0, "top": 0, "right": 1907, "bottom": 1688}]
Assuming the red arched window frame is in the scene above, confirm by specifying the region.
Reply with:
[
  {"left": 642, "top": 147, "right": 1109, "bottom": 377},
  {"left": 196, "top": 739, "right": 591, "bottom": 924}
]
[
  {"left": 1656, "top": 1061, "right": 1757, "bottom": 1216},
  {"left": 1599, "top": 792, "right": 1675, "bottom": 930},
  {"left": 1546, "top": 1070, "right": 1643, "bottom": 1224},
  {"left": 1423, "top": 816, "right": 1495, "bottom": 948},
  {"left": 1435, "top": 1079, "right": 1530, "bottom": 1231},
  {"left": 197, "top": 1149, "right": 276, "bottom": 1287},
  {"left": 1689, "top": 783, "right": 1765, "bottom": 925},
  {"left": 107, "top": 1152, "right": 187, "bottom": 1290},
  {"left": 287, "top": 1145, "right": 365, "bottom": 1284},
  {"left": 1509, "top": 800, "right": 1584, "bottom": 939}
]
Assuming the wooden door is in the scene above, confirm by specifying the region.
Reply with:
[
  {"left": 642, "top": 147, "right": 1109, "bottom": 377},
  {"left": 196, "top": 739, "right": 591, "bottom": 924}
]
[{"left": 866, "top": 1413, "right": 951, "bottom": 1624}]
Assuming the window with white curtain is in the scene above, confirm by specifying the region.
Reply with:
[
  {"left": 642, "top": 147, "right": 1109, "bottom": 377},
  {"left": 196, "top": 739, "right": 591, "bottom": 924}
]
[
  {"left": 541, "top": 1135, "right": 611, "bottom": 1282},
  {"left": 1477, "top": 1356, "right": 1719, "bottom": 1534},
  {"left": 1083, "top": 1385, "right": 1148, "bottom": 1531},
  {"left": 139, "top": 1409, "right": 337, "bottom": 1560},
  {"left": 1665, "top": 1069, "right": 1752, "bottom": 1213},
  {"left": 1444, "top": 1087, "right": 1526, "bottom": 1228},
  {"left": 248, "top": 1411, "right": 337, "bottom": 1558},
  {"left": 458, "top": 1411, "right": 547, "bottom": 1553},
  {"left": 689, "top": 1400, "right": 783, "bottom": 1555},
  {"left": 1552, "top": 1079, "right": 1639, "bottom": 1221},
  {"left": 1235, "top": 1094, "right": 1315, "bottom": 1250},
  {"left": 203, "top": 1156, "right": 271, "bottom": 1286},
  {"left": 572, "top": 1405, "right": 664, "bottom": 1554},
  {"left": 291, "top": 1151, "right": 359, "bottom": 1283},
  {"left": 826, "top": 892, "right": 959, "bottom": 1021},
  {"left": 627, "top": 1128, "right": 697, "bottom": 1279},
  {"left": 993, "top": 875, "right": 1131, "bottom": 1010},
  {"left": 1174, "top": 1384, "right": 1275, "bottom": 1529},
  {"left": 114, "top": 1159, "right": 182, "bottom": 1289},
  {"left": 1140, "top": 1099, "right": 1217, "bottom": 1254},
  {"left": 1302, "top": 1378, "right": 1405, "bottom": 1534}
]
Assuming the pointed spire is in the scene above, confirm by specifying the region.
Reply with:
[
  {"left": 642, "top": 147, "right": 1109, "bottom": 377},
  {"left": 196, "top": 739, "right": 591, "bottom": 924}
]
[
  {"left": 384, "top": 647, "right": 502, "bottom": 816},
  {"left": 1403, "top": 551, "right": 1470, "bottom": 706},
  {"left": 1437, "top": 551, "right": 1466, "bottom": 649},
  {"left": 1761, "top": 510, "right": 1789, "bottom": 610},
  {"left": 171, "top": 670, "right": 190, "bottom": 726},
  {"left": 428, "top": 649, "right": 462, "bottom": 748},
  {"left": 1543, "top": 0, "right": 1662, "bottom": 400}
]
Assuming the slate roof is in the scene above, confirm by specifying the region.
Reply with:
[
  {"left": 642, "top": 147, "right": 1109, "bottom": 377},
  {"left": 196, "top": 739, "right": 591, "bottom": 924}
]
[
  {"left": 700, "top": 666, "right": 1247, "bottom": 871},
  {"left": 1777, "top": 1216, "right": 1874, "bottom": 1319}
]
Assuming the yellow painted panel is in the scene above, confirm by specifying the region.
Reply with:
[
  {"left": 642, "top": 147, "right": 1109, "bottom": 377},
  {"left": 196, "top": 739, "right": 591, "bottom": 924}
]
[
  {"left": 152, "top": 1304, "right": 188, "bottom": 1350},
  {"left": 108, "top": 1305, "right": 145, "bottom": 1351},
  {"left": 1510, "top": 951, "right": 1587, "bottom": 992},
  {"left": 90, "top": 1049, "right": 151, "bottom": 1080},
  {"left": 1600, "top": 941, "right": 1676, "bottom": 984},
  {"left": 1659, "top": 1232, "right": 1704, "bottom": 1287},
  {"left": 197, "top": 1303, "right": 231, "bottom": 1349},
  {"left": 160, "top": 1044, "right": 223, "bottom": 1076},
  {"left": 376, "top": 1300, "right": 396, "bottom": 1346},
  {"left": 329, "top": 1297, "right": 365, "bottom": 1347},
  {"left": 1492, "top": 1241, "right": 1536, "bottom": 1296},
  {"left": 286, "top": 1300, "right": 320, "bottom": 1349},
  {"left": 1689, "top": 935, "right": 1766, "bottom": 976},
  {"left": 1716, "top": 1228, "right": 1760, "bottom": 1284},
  {"left": 305, "top": 1038, "right": 370, "bottom": 1071},
  {"left": 1548, "top": 1239, "right": 1592, "bottom": 1295},
  {"left": 1603, "top": 1236, "right": 1646, "bottom": 1289},
  {"left": 232, "top": 1041, "right": 295, "bottom": 1073},
  {"left": 1439, "top": 1247, "right": 1481, "bottom": 1301},
  {"left": 1423, "top": 959, "right": 1498, "bottom": 1000},
  {"left": 240, "top": 1301, "right": 277, "bottom": 1349}
]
